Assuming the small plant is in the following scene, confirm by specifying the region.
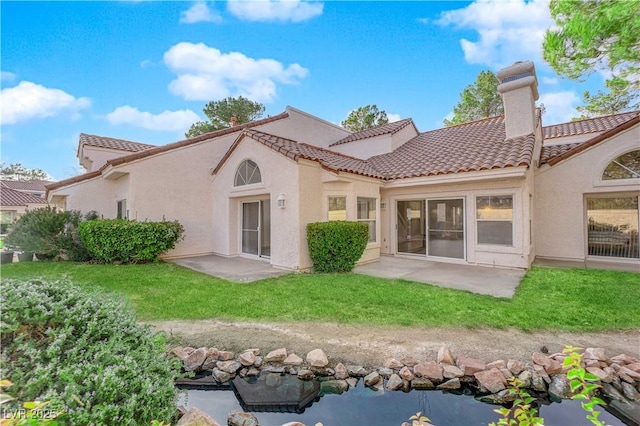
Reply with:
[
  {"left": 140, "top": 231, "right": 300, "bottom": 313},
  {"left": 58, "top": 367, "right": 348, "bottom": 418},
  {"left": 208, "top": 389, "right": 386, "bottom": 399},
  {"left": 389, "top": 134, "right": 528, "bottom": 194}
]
[
  {"left": 306, "top": 221, "right": 369, "bottom": 272},
  {"left": 562, "top": 346, "right": 607, "bottom": 426},
  {"left": 489, "top": 377, "right": 544, "bottom": 426},
  {"left": 79, "top": 219, "right": 184, "bottom": 263},
  {"left": 408, "top": 412, "right": 434, "bottom": 426}
]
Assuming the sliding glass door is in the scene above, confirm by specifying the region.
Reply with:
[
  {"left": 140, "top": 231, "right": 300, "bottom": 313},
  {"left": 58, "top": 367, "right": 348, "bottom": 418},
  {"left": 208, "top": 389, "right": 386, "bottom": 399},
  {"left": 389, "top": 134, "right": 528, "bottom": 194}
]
[
  {"left": 397, "top": 200, "right": 426, "bottom": 255},
  {"left": 242, "top": 200, "right": 270, "bottom": 258}
]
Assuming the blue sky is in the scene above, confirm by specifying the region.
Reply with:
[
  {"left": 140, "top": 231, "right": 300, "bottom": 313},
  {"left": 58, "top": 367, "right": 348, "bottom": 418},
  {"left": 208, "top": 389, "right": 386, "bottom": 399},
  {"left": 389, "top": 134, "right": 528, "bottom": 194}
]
[{"left": 1, "top": 0, "right": 607, "bottom": 180}]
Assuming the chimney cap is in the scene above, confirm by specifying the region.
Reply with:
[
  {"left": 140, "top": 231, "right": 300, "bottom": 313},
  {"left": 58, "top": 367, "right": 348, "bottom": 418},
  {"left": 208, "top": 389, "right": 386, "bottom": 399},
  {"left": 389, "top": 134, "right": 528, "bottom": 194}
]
[
  {"left": 497, "top": 61, "right": 539, "bottom": 100},
  {"left": 231, "top": 116, "right": 238, "bottom": 127}
]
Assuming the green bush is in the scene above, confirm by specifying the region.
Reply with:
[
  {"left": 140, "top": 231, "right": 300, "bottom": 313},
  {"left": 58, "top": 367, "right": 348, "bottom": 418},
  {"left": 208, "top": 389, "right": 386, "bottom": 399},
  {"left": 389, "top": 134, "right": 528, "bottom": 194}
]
[
  {"left": 0, "top": 279, "right": 181, "bottom": 425},
  {"left": 3, "top": 207, "right": 92, "bottom": 261},
  {"left": 79, "top": 219, "right": 184, "bottom": 263},
  {"left": 306, "top": 221, "right": 369, "bottom": 272}
]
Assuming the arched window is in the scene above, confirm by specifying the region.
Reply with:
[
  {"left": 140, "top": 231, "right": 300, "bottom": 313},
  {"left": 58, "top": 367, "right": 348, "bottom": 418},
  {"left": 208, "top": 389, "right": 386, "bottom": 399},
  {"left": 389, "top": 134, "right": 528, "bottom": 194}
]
[
  {"left": 234, "top": 159, "right": 261, "bottom": 186},
  {"left": 602, "top": 150, "right": 640, "bottom": 180}
]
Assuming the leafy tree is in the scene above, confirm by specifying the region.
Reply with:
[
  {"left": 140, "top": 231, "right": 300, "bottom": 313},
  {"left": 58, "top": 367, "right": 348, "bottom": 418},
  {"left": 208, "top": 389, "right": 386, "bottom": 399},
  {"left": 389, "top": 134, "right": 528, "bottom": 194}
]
[
  {"left": 444, "top": 70, "right": 503, "bottom": 127},
  {"left": 341, "top": 104, "right": 389, "bottom": 132},
  {"left": 186, "top": 96, "right": 266, "bottom": 138},
  {"left": 543, "top": 0, "right": 640, "bottom": 116},
  {"left": 0, "top": 162, "right": 50, "bottom": 181}
]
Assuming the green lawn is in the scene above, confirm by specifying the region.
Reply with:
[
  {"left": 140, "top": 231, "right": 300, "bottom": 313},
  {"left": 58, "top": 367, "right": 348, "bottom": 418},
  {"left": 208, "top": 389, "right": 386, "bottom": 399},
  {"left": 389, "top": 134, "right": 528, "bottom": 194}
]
[{"left": 1, "top": 261, "right": 638, "bottom": 331}]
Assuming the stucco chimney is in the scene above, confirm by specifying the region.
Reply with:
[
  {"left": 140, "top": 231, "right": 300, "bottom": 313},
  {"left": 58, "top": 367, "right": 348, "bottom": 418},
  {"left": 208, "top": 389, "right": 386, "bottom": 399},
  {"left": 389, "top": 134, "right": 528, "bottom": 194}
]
[
  {"left": 231, "top": 116, "right": 237, "bottom": 127},
  {"left": 497, "top": 61, "right": 539, "bottom": 139}
]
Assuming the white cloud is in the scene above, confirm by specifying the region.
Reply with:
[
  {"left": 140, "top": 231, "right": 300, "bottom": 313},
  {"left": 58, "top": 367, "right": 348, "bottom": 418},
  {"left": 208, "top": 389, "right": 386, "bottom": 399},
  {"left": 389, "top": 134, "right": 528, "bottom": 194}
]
[
  {"left": 163, "top": 42, "right": 308, "bottom": 102},
  {"left": 180, "top": 2, "right": 222, "bottom": 24},
  {"left": 227, "top": 0, "right": 323, "bottom": 22},
  {"left": 0, "top": 81, "right": 90, "bottom": 125},
  {"left": 436, "top": 0, "right": 552, "bottom": 69},
  {"left": 539, "top": 91, "right": 579, "bottom": 125},
  {"left": 541, "top": 76, "right": 559, "bottom": 85},
  {"left": 387, "top": 113, "right": 401, "bottom": 123},
  {"left": 1, "top": 71, "right": 16, "bottom": 82},
  {"left": 140, "top": 59, "right": 154, "bottom": 68},
  {"left": 106, "top": 105, "right": 201, "bottom": 132}
]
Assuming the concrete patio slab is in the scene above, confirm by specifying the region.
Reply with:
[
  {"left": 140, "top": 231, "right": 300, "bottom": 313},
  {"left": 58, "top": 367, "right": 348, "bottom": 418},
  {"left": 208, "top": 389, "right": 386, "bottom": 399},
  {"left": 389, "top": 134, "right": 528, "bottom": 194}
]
[
  {"left": 354, "top": 256, "right": 525, "bottom": 298},
  {"left": 170, "top": 255, "right": 290, "bottom": 283}
]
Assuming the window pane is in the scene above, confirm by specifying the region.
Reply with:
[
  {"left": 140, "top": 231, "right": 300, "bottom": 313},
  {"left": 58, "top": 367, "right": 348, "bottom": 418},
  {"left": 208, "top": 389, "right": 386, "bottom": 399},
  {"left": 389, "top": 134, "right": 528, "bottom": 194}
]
[
  {"left": 357, "top": 198, "right": 375, "bottom": 220},
  {"left": 328, "top": 197, "right": 347, "bottom": 221},
  {"left": 235, "top": 160, "right": 262, "bottom": 186},
  {"left": 602, "top": 150, "right": 640, "bottom": 180},
  {"left": 478, "top": 221, "right": 513, "bottom": 245},
  {"left": 477, "top": 196, "right": 513, "bottom": 219},
  {"left": 587, "top": 197, "right": 639, "bottom": 258}
]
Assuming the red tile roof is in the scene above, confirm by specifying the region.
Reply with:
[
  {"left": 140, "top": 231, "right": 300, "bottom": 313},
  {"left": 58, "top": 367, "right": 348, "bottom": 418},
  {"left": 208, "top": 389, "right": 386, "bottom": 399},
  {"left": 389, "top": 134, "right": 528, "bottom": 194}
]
[
  {"left": 543, "top": 111, "right": 639, "bottom": 140},
  {"left": 79, "top": 133, "right": 156, "bottom": 152},
  {"left": 329, "top": 118, "right": 416, "bottom": 147},
  {"left": 541, "top": 112, "right": 640, "bottom": 166},
  {"left": 217, "top": 116, "right": 534, "bottom": 181},
  {"left": 1, "top": 187, "right": 48, "bottom": 207},
  {"left": 1, "top": 180, "right": 50, "bottom": 192},
  {"left": 368, "top": 116, "right": 535, "bottom": 179}
]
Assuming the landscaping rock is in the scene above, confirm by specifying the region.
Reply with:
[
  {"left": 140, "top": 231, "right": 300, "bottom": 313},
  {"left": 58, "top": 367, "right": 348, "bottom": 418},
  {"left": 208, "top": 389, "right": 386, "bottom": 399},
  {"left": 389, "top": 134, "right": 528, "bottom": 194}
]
[
  {"left": 534, "top": 365, "right": 551, "bottom": 384},
  {"left": 531, "top": 373, "right": 547, "bottom": 392},
  {"left": 500, "top": 368, "right": 513, "bottom": 380},
  {"left": 548, "top": 374, "right": 573, "bottom": 400},
  {"left": 378, "top": 368, "right": 393, "bottom": 378},
  {"left": 476, "top": 389, "right": 516, "bottom": 405},
  {"left": 386, "top": 374, "right": 404, "bottom": 391},
  {"left": 400, "top": 357, "right": 419, "bottom": 367},
  {"left": 321, "top": 379, "right": 349, "bottom": 395},
  {"left": 227, "top": 410, "right": 259, "bottom": 426},
  {"left": 284, "top": 353, "right": 304, "bottom": 366},
  {"left": 587, "top": 366, "right": 612, "bottom": 383},
  {"left": 384, "top": 358, "right": 404, "bottom": 369},
  {"left": 507, "top": 359, "right": 525, "bottom": 375},
  {"left": 176, "top": 406, "right": 221, "bottom": 426},
  {"left": 306, "top": 349, "right": 329, "bottom": 367},
  {"left": 253, "top": 356, "right": 263, "bottom": 368},
  {"left": 364, "top": 372, "right": 381, "bottom": 387},
  {"left": 246, "top": 368, "right": 260, "bottom": 377},
  {"left": 184, "top": 347, "right": 208, "bottom": 372},
  {"left": 518, "top": 370, "right": 532, "bottom": 387},
  {"left": 217, "top": 360, "right": 241, "bottom": 374},
  {"left": 411, "top": 377, "right": 435, "bottom": 390},
  {"left": 265, "top": 348, "right": 287, "bottom": 363},
  {"left": 436, "top": 378, "right": 461, "bottom": 390},
  {"left": 413, "top": 362, "right": 443, "bottom": 383},
  {"left": 611, "top": 354, "right": 638, "bottom": 365},
  {"left": 583, "top": 347, "right": 607, "bottom": 361},
  {"left": 202, "top": 354, "right": 218, "bottom": 371},
  {"left": 334, "top": 363, "right": 348, "bottom": 380},
  {"left": 347, "top": 365, "right": 367, "bottom": 377},
  {"left": 217, "top": 350, "right": 234, "bottom": 361},
  {"left": 442, "top": 364, "right": 464, "bottom": 379},
  {"left": 239, "top": 351, "right": 257, "bottom": 366},
  {"left": 622, "top": 382, "right": 640, "bottom": 401},
  {"left": 297, "top": 369, "right": 315, "bottom": 380},
  {"left": 437, "top": 345, "right": 456, "bottom": 365},
  {"left": 604, "top": 383, "right": 626, "bottom": 401},
  {"left": 474, "top": 368, "right": 507, "bottom": 394},
  {"left": 261, "top": 366, "right": 285, "bottom": 374},
  {"left": 346, "top": 378, "right": 358, "bottom": 388},
  {"left": 212, "top": 369, "right": 231, "bottom": 383},
  {"left": 169, "top": 346, "right": 187, "bottom": 360},
  {"left": 457, "top": 356, "right": 486, "bottom": 376},
  {"left": 626, "top": 362, "right": 640, "bottom": 372},
  {"left": 486, "top": 360, "right": 506, "bottom": 370},
  {"left": 399, "top": 366, "right": 414, "bottom": 381},
  {"left": 620, "top": 366, "right": 640, "bottom": 381}
]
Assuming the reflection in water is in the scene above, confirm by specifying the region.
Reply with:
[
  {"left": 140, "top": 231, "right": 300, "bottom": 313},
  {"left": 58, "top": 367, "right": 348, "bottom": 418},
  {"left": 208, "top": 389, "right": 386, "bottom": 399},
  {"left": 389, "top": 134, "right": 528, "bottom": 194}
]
[{"left": 177, "top": 374, "right": 629, "bottom": 426}]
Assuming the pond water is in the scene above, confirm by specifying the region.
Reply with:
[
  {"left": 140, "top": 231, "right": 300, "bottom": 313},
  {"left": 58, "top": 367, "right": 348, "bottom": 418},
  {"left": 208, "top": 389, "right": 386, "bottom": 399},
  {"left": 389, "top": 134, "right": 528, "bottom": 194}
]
[{"left": 178, "top": 374, "right": 628, "bottom": 426}]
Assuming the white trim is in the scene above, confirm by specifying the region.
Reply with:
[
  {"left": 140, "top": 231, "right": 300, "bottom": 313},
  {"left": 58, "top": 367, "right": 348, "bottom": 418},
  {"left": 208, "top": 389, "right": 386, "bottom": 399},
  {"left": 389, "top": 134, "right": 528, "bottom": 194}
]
[{"left": 383, "top": 167, "right": 527, "bottom": 188}]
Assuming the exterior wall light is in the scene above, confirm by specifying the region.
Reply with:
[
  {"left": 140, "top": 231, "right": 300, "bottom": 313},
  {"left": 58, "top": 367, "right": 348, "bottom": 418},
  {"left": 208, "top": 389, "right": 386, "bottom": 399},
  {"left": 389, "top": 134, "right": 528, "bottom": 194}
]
[{"left": 277, "top": 193, "right": 286, "bottom": 209}]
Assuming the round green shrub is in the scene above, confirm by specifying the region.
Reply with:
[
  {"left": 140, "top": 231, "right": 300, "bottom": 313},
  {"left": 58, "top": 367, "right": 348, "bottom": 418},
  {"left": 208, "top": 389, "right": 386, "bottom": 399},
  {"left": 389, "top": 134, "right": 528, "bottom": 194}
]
[
  {"left": 306, "top": 221, "right": 369, "bottom": 273},
  {"left": 0, "top": 279, "right": 182, "bottom": 425}
]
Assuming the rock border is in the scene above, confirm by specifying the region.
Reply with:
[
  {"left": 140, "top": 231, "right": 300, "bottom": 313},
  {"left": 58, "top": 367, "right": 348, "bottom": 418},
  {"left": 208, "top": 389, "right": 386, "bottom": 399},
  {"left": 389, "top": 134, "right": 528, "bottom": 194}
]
[{"left": 170, "top": 345, "right": 640, "bottom": 426}]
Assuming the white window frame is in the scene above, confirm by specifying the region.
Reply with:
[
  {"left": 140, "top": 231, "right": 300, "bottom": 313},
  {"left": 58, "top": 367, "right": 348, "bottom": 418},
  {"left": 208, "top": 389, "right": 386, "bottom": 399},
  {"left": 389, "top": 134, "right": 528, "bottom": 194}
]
[
  {"left": 117, "top": 199, "right": 128, "bottom": 220},
  {"left": 357, "top": 197, "right": 376, "bottom": 243},
  {"left": 234, "top": 159, "right": 262, "bottom": 187},
  {"left": 475, "top": 194, "right": 514, "bottom": 247}
]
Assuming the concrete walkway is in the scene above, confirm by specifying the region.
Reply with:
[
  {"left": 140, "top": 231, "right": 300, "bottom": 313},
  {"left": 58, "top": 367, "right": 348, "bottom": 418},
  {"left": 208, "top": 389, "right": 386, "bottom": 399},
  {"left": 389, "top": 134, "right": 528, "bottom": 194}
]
[
  {"left": 170, "top": 255, "right": 289, "bottom": 283},
  {"left": 171, "top": 254, "right": 524, "bottom": 297},
  {"left": 354, "top": 256, "right": 525, "bottom": 298}
]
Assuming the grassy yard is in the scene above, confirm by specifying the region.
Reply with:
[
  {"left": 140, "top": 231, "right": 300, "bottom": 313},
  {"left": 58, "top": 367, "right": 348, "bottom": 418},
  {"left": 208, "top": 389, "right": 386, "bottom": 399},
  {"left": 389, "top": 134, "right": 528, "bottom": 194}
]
[{"left": 1, "top": 261, "right": 638, "bottom": 331}]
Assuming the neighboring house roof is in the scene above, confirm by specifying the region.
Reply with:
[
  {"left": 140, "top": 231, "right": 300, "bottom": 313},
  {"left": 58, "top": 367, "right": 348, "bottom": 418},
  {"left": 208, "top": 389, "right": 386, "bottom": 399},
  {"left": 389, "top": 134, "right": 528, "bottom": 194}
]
[
  {"left": 1, "top": 187, "right": 48, "bottom": 207},
  {"left": 0, "top": 180, "right": 49, "bottom": 193},
  {"left": 543, "top": 111, "right": 639, "bottom": 140},
  {"left": 47, "top": 112, "right": 290, "bottom": 193},
  {"left": 368, "top": 115, "right": 535, "bottom": 179},
  {"left": 79, "top": 133, "right": 156, "bottom": 153},
  {"left": 329, "top": 118, "right": 416, "bottom": 147},
  {"left": 216, "top": 115, "right": 535, "bottom": 181},
  {"left": 540, "top": 112, "right": 640, "bottom": 166}
]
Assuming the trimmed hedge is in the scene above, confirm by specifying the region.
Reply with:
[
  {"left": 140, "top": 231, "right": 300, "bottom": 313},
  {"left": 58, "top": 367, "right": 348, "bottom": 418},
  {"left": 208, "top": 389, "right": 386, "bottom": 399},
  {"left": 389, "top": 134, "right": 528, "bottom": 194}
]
[
  {"left": 306, "top": 221, "right": 369, "bottom": 272},
  {"left": 0, "top": 279, "right": 182, "bottom": 425},
  {"left": 79, "top": 219, "right": 184, "bottom": 263}
]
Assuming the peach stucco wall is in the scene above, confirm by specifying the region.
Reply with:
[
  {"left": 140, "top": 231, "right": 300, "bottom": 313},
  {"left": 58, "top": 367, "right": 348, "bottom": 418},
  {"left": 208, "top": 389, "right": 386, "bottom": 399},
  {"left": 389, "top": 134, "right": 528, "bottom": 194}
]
[{"left": 535, "top": 124, "right": 640, "bottom": 262}]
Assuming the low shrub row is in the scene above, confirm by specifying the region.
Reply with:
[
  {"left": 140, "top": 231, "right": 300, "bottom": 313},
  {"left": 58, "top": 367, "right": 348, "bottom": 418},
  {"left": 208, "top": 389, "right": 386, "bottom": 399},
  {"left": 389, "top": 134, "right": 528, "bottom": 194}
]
[
  {"left": 0, "top": 279, "right": 182, "bottom": 425},
  {"left": 3, "top": 207, "right": 184, "bottom": 264}
]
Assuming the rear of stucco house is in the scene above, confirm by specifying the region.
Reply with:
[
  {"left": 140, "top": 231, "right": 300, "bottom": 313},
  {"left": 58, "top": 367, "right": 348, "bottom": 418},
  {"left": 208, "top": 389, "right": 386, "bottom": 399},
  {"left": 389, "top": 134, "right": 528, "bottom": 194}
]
[{"left": 46, "top": 61, "right": 640, "bottom": 272}]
